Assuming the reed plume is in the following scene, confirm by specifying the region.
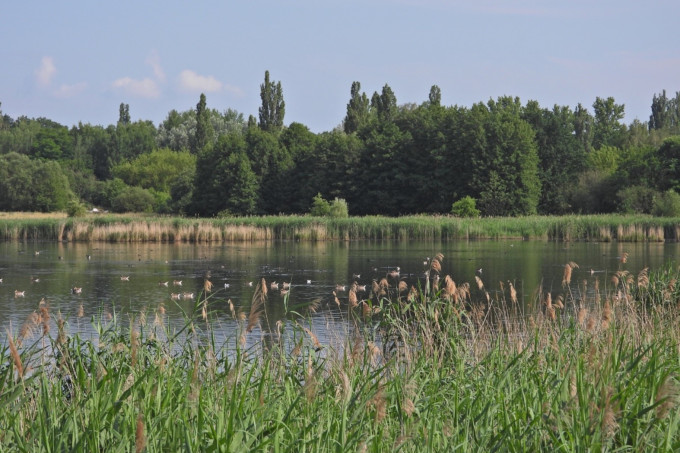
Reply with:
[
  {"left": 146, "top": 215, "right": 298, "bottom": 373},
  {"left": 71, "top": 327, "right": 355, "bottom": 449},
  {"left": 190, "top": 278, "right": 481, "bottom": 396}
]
[
  {"left": 7, "top": 330, "right": 23, "bottom": 380},
  {"left": 508, "top": 282, "right": 517, "bottom": 305},
  {"left": 348, "top": 289, "right": 358, "bottom": 308},
  {"left": 246, "top": 279, "right": 267, "bottom": 333},
  {"left": 562, "top": 262, "right": 579, "bottom": 287},
  {"left": 204, "top": 279, "right": 213, "bottom": 293},
  {"left": 655, "top": 376, "right": 679, "bottom": 419},
  {"left": 637, "top": 268, "right": 649, "bottom": 288},
  {"left": 135, "top": 413, "right": 146, "bottom": 453},
  {"left": 475, "top": 275, "right": 484, "bottom": 291},
  {"left": 300, "top": 324, "right": 322, "bottom": 351},
  {"left": 443, "top": 275, "right": 456, "bottom": 301}
]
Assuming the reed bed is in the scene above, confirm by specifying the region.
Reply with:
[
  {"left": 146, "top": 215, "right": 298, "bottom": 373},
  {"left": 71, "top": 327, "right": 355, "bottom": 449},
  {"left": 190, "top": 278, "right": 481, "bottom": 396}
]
[
  {"left": 3, "top": 256, "right": 680, "bottom": 450},
  {"left": 1, "top": 213, "right": 680, "bottom": 242}
]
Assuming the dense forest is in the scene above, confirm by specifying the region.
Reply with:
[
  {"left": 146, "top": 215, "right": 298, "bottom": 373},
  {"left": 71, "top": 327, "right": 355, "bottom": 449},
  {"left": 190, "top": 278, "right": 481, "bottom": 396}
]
[{"left": 1, "top": 71, "right": 680, "bottom": 218}]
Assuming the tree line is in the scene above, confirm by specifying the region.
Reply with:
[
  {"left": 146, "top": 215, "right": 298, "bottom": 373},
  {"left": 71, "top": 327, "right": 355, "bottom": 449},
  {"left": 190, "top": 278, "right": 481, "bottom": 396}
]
[{"left": 1, "top": 71, "right": 680, "bottom": 217}]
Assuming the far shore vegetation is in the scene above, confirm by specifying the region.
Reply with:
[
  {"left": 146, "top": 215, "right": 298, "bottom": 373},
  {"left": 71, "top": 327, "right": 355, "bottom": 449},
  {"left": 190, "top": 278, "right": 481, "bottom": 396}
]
[{"left": 2, "top": 212, "right": 680, "bottom": 243}]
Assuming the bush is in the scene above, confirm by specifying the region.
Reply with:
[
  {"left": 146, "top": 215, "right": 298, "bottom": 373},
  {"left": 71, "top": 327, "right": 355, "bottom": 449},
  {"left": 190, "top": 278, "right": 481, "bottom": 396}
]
[
  {"left": 652, "top": 190, "right": 680, "bottom": 217},
  {"left": 451, "top": 196, "right": 480, "bottom": 218},
  {"left": 617, "top": 185, "right": 658, "bottom": 214},
  {"left": 111, "top": 186, "right": 155, "bottom": 213},
  {"left": 329, "top": 197, "right": 349, "bottom": 218},
  {"left": 66, "top": 199, "right": 87, "bottom": 217},
  {"left": 310, "top": 193, "right": 331, "bottom": 216}
]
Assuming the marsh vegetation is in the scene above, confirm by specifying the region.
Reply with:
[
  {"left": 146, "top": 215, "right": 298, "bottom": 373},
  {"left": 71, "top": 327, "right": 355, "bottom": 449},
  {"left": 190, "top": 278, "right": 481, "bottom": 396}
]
[{"left": 3, "top": 253, "right": 680, "bottom": 450}]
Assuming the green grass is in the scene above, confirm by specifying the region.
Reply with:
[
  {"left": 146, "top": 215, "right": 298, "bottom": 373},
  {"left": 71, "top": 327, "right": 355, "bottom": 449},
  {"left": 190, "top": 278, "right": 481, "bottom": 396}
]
[
  {"left": 1, "top": 213, "right": 680, "bottom": 242},
  {"left": 3, "top": 260, "right": 680, "bottom": 450}
]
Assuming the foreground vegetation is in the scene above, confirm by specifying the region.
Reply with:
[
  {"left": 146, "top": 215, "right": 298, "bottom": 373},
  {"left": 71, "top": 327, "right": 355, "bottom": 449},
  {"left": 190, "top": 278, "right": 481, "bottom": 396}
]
[
  {"left": 3, "top": 255, "right": 680, "bottom": 451},
  {"left": 1, "top": 213, "right": 680, "bottom": 242}
]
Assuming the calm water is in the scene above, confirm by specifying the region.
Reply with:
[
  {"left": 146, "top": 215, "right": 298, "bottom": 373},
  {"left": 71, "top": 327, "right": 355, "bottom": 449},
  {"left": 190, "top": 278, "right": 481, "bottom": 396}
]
[{"left": 2, "top": 240, "right": 679, "bottom": 347}]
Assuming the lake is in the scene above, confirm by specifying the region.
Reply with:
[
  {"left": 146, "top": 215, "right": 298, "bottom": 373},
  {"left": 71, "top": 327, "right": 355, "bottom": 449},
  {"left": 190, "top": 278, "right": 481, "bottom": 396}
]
[{"left": 2, "top": 239, "right": 679, "bottom": 347}]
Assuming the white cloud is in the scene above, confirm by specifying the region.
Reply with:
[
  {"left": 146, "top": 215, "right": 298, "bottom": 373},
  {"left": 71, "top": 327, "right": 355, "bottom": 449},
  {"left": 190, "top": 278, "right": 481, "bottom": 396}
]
[
  {"left": 178, "top": 69, "right": 223, "bottom": 92},
  {"left": 146, "top": 51, "right": 165, "bottom": 82},
  {"left": 112, "top": 77, "right": 160, "bottom": 98},
  {"left": 53, "top": 82, "right": 87, "bottom": 98},
  {"left": 35, "top": 56, "right": 56, "bottom": 87}
]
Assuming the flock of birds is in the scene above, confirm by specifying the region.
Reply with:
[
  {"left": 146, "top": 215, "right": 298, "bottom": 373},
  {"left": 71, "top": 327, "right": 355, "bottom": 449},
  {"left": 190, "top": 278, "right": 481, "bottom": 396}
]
[{"left": 6, "top": 251, "right": 438, "bottom": 312}]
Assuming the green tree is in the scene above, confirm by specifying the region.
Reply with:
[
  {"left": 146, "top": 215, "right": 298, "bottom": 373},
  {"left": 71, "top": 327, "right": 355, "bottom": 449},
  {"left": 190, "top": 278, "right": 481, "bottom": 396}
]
[
  {"left": 118, "top": 103, "right": 130, "bottom": 126},
  {"left": 522, "top": 101, "right": 585, "bottom": 214},
  {"left": 344, "top": 81, "right": 370, "bottom": 134},
  {"left": 573, "top": 103, "right": 594, "bottom": 153},
  {"left": 592, "top": 96, "right": 625, "bottom": 149},
  {"left": 470, "top": 97, "right": 540, "bottom": 216},
  {"left": 113, "top": 148, "right": 196, "bottom": 193},
  {"left": 451, "top": 196, "right": 480, "bottom": 218},
  {"left": 428, "top": 85, "right": 442, "bottom": 107},
  {"left": 655, "top": 136, "right": 680, "bottom": 192},
  {"left": 0, "top": 152, "right": 73, "bottom": 212},
  {"left": 258, "top": 70, "right": 285, "bottom": 132},
  {"left": 191, "top": 133, "right": 259, "bottom": 216},
  {"left": 371, "top": 84, "right": 398, "bottom": 123},
  {"left": 191, "top": 93, "right": 213, "bottom": 154}
]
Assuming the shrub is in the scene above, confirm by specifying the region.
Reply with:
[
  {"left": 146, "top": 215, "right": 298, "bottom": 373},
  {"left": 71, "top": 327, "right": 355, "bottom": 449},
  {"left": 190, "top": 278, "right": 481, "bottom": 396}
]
[
  {"left": 111, "top": 186, "right": 155, "bottom": 213},
  {"left": 617, "top": 185, "right": 658, "bottom": 214},
  {"left": 66, "top": 199, "right": 87, "bottom": 217},
  {"left": 329, "top": 197, "right": 349, "bottom": 218},
  {"left": 310, "top": 193, "right": 331, "bottom": 216},
  {"left": 652, "top": 189, "right": 680, "bottom": 217},
  {"left": 451, "top": 196, "right": 480, "bottom": 218}
]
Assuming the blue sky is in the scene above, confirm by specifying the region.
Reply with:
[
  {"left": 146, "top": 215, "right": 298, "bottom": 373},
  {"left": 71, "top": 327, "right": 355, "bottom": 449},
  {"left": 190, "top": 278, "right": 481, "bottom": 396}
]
[{"left": 2, "top": 0, "right": 678, "bottom": 133}]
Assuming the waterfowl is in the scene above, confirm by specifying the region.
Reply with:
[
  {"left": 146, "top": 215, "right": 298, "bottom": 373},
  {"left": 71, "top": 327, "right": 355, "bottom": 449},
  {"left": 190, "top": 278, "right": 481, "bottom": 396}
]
[
  {"left": 388, "top": 267, "right": 401, "bottom": 278},
  {"left": 355, "top": 284, "right": 367, "bottom": 292},
  {"left": 170, "top": 293, "right": 181, "bottom": 300},
  {"left": 15, "top": 290, "right": 26, "bottom": 297},
  {"left": 159, "top": 281, "right": 169, "bottom": 287},
  {"left": 270, "top": 282, "right": 279, "bottom": 290},
  {"left": 224, "top": 283, "right": 230, "bottom": 289},
  {"left": 335, "top": 284, "right": 347, "bottom": 292},
  {"left": 182, "top": 292, "right": 195, "bottom": 299},
  {"left": 71, "top": 287, "right": 82, "bottom": 294},
  {"left": 173, "top": 280, "right": 183, "bottom": 286},
  {"left": 120, "top": 276, "right": 130, "bottom": 281},
  {"left": 282, "top": 282, "right": 291, "bottom": 290}
]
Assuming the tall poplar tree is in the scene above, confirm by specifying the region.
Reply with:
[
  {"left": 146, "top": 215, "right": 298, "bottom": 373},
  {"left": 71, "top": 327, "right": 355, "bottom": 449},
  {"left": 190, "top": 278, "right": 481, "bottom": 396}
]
[
  {"left": 344, "top": 81, "right": 369, "bottom": 134},
  {"left": 192, "top": 93, "right": 212, "bottom": 154},
  {"left": 258, "top": 70, "right": 285, "bottom": 132}
]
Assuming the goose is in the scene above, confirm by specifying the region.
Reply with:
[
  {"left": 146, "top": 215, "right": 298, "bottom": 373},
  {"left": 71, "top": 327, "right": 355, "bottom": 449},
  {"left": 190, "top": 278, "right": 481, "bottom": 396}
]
[
  {"left": 15, "top": 290, "right": 26, "bottom": 297},
  {"left": 335, "top": 284, "right": 347, "bottom": 292},
  {"left": 172, "top": 280, "right": 183, "bottom": 286},
  {"left": 170, "top": 293, "right": 181, "bottom": 300},
  {"left": 159, "top": 281, "right": 169, "bottom": 287},
  {"left": 120, "top": 276, "right": 130, "bottom": 281},
  {"left": 182, "top": 292, "right": 195, "bottom": 299},
  {"left": 355, "top": 284, "right": 367, "bottom": 292}
]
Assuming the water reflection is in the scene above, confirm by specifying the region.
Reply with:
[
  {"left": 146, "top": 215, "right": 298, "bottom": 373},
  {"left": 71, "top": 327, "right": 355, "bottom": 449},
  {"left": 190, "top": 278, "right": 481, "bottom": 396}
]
[{"left": 1, "top": 240, "right": 679, "bottom": 348}]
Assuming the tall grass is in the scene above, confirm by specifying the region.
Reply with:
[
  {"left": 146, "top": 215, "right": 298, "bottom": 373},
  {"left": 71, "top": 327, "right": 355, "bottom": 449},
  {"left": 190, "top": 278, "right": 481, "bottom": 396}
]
[
  {"left": 3, "top": 257, "right": 680, "bottom": 450},
  {"left": 2, "top": 213, "right": 680, "bottom": 242}
]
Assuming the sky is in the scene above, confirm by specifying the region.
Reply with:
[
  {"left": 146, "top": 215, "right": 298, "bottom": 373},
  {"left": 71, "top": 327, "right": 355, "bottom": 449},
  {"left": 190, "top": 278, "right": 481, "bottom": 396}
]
[{"left": 2, "top": 0, "right": 679, "bottom": 133}]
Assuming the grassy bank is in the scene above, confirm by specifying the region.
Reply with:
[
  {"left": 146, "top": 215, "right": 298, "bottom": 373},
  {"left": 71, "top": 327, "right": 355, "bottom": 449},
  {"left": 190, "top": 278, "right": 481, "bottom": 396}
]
[
  {"left": 1, "top": 213, "right": 680, "bottom": 242},
  {"left": 3, "top": 257, "right": 680, "bottom": 450}
]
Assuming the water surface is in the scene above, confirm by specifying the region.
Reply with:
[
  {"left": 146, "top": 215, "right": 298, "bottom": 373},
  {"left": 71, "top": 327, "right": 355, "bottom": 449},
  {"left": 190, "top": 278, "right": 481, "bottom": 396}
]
[{"left": 1, "top": 240, "right": 678, "bottom": 346}]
